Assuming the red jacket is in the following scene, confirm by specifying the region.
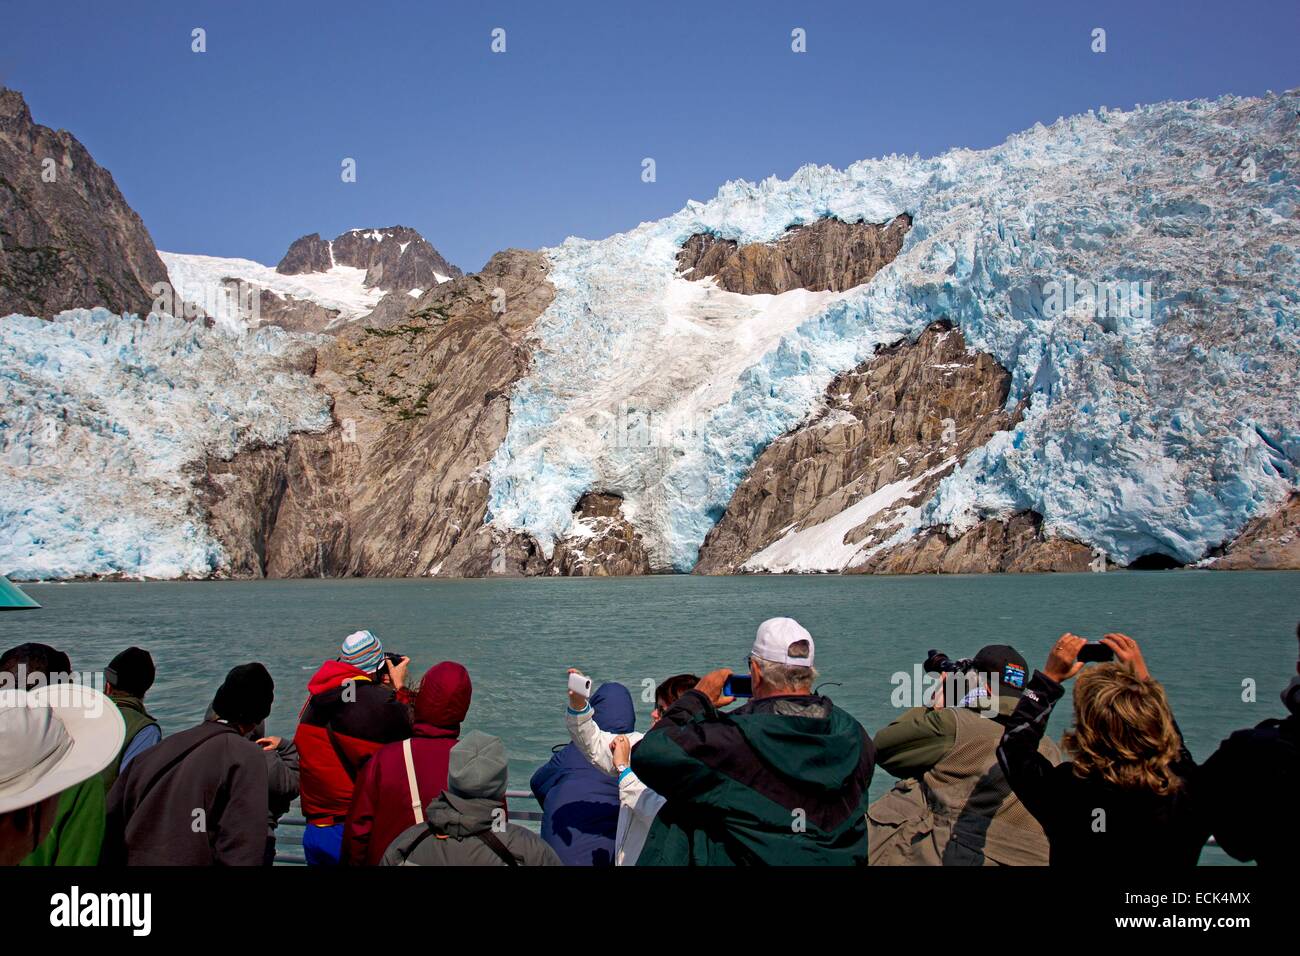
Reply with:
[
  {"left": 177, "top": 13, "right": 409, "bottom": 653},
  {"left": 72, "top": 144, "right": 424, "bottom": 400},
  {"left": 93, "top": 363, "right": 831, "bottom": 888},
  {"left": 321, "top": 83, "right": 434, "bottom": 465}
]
[
  {"left": 342, "top": 662, "right": 472, "bottom": 865},
  {"left": 295, "top": 661, "right": 413, "bottom": 823}
]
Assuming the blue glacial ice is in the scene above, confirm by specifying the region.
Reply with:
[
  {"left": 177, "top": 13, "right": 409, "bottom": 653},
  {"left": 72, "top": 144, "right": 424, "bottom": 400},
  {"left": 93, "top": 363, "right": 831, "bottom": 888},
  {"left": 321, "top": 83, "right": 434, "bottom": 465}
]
[
  {"left": 0, "top": 309, "right": 331, "bottom": 579},
  {"left": 488, "top": 91, "right": 1300, "bottom": 570}
]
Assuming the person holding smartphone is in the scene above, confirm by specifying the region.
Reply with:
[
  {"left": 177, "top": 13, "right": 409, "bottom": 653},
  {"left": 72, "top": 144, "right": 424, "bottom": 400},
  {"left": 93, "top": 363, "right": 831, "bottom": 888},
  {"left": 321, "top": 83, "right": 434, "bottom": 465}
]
[
  {"left": 628, "top": 617, "right": 876, "bottom": 866},
  {"left": 995, "top": 632, "right": 1208, "bottom": 866}
]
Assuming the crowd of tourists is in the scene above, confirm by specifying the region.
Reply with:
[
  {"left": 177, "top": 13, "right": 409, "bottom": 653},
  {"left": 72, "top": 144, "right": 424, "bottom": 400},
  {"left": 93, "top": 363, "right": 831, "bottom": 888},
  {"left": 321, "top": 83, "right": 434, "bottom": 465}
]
[{"left": 1, "top": 617, "right": 1295, "bottom": 867}]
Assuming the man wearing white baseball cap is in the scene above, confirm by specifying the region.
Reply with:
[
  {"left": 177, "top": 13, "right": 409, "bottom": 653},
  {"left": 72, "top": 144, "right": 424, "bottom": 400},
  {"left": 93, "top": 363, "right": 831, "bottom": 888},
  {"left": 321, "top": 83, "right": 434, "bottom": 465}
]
[
  {"left": 0, "top": 684, "right": 124, "bottom": 866},
  {"left": 631, "top": 616, "right": 876, "bottom": 865}
]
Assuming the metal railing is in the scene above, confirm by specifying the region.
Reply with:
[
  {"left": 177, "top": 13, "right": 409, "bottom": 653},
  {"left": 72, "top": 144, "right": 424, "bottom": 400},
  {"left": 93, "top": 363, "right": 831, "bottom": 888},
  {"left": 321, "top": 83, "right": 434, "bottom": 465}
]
[{"left": 273, "top": 789, "right": 542, "bottom": 865}]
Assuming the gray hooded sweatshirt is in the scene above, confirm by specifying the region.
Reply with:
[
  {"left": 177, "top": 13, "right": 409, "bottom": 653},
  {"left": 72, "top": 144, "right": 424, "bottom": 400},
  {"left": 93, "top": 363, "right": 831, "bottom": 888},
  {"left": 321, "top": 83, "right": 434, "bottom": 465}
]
[{"left": 381, "top": 731, "right": 562, "bottom": 866}]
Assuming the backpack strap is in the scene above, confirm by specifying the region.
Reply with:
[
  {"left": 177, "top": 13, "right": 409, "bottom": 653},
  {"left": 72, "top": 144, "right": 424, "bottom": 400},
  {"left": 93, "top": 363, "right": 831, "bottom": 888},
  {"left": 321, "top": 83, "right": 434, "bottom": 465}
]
[
  {"left": 474, "top": 829, "right": 519, "bottom": 866},
  {"left": 402, "top": 739, "right": 424, "bottom": 825}
]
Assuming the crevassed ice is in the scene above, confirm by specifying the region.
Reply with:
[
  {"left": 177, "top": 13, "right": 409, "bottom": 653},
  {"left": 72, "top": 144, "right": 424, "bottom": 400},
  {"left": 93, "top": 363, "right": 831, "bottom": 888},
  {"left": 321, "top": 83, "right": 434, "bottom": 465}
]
[
  {"left": 488, "top": 91, "right": 1300, "bottom": 570},
  {"left": 0, "top": 308, "right": 332, "bottom": 580}
]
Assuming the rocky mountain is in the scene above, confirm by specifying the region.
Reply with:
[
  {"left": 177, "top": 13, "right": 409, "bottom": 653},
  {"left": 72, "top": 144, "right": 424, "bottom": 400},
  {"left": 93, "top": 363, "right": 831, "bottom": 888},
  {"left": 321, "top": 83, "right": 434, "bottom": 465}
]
[
  {"left": 695, "top": 321, "right": 1092, "bottom": 573},
  {"left": 201, "top": 249, "right": 555, "bottom": 578},
  {"left": 1, "top": 87, "right": 1297, "bottom": 580},
  {"left": 278, "top": 226, "right": 462, "bottom": 289},
  {"left": 677, "top": 214, "right": 912, "bottom": 294},
  {"left": 0, "top": 88, "right": 168, "bottom": 318}
]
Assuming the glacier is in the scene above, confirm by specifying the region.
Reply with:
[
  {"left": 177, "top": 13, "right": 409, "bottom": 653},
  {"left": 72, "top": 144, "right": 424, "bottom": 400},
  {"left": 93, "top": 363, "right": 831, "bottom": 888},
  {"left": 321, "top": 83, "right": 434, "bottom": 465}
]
[
  {"left": 487, "top": 90, "right": 1300, "bottom": 570},
  {"left": 0, "top": 309, "right": 331, "bottom": 579}
]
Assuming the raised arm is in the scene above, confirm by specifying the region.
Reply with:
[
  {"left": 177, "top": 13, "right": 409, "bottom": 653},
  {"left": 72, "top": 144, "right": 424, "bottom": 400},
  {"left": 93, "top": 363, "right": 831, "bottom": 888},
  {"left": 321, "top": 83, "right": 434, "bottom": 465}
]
[{"left": 996, "top": 633, "right": 1083, "bottom": 827}]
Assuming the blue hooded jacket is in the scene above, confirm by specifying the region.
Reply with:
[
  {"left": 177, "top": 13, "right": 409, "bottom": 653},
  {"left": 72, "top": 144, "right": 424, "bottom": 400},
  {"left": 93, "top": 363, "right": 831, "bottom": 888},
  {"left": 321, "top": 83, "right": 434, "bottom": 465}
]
[{"left": 530, "top": 682, "right": 636, "bottom": 866}]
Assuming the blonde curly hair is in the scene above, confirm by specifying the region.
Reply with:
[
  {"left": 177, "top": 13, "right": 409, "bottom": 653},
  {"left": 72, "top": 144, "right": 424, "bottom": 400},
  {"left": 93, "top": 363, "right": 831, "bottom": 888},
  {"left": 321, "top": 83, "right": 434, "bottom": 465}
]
[{"left": 1062, "top": 663, "right": 1184, "bottom": 796}]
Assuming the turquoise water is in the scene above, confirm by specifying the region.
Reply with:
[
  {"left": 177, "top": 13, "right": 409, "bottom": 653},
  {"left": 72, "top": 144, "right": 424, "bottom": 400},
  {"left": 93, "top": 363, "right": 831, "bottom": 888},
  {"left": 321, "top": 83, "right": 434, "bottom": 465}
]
[{"left": 9, "top": 571, "right": 1297, "bottom": 864}]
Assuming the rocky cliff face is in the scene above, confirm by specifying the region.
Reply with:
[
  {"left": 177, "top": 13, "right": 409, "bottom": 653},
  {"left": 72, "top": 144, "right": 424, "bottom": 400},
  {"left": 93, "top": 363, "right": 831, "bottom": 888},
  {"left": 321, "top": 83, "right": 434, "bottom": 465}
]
[
  {"left": 550, "top": 493, "right": 653, "bottom": 576},
  {"left": 274, "top": 234, "right": 334, "bottom": 275},
  {"left": 677, "top": 214, "right": 911, "bottom": 294},
  {"left": 1204, "top": 493, "right": 1300, "bottom": 570},
  {"left": 851, "top": 512, "right": 1095, "bottom": 574},
  {"left": 0, "top": 88, "right": 168, "bottom": 318},
  {"left": 277, "top": 226, "right": 461, "bottom": 289},
  {"left": 202, "top": 248, "right": 553, "bottom": 577},
  {"left": 695, "top": 322, "right": 1092, "bottom": 574}
]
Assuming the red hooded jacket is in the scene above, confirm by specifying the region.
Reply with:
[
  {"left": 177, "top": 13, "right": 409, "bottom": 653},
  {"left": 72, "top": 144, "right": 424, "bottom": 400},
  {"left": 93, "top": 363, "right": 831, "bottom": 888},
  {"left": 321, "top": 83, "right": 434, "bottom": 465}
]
[
  {"left": 341, "top": 661, "right": 472, "bottom": 865},
  {"left": 295, "top": 660, "right": 414, "bottom": 823}
]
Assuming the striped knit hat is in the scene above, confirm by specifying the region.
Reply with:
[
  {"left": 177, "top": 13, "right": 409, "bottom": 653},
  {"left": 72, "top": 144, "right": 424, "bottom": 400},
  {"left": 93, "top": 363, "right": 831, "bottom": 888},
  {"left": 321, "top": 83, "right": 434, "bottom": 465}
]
[{"left": 340, "top": 630, "right": 384, "bottom": 674}]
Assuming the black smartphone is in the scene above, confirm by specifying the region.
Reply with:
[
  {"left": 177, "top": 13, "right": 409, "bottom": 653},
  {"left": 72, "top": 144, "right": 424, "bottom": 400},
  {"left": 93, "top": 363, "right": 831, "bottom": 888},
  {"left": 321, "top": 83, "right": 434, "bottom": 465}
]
[
  {"left": 723, "top": 675, "right": 753, "bottom": 698},
  {"left": 1077, "top": 642, "right": 1115, "bottom": 664}
]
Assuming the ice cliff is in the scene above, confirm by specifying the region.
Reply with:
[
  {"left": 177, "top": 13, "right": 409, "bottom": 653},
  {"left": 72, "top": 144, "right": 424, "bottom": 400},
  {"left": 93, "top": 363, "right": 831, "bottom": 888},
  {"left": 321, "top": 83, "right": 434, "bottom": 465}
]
[
  {"left": 0, "top": 310, "right": 330, "bottom": 579},
  {"left": 487, "top": 91, "right": 1300, "bottom": 570}
]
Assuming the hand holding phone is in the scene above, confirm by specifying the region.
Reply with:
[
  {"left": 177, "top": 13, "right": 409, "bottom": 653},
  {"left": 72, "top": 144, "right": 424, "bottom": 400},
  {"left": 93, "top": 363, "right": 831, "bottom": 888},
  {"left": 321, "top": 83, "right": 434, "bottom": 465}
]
[
  {"left": 722, "top": 675, "right": 753, "bottom": 699},
  {"left": 567, "top": 669, "right": 593, "bottom": 709},
  {"left": 1076, "top": 642, "right": 1116, "bottom": 664}
]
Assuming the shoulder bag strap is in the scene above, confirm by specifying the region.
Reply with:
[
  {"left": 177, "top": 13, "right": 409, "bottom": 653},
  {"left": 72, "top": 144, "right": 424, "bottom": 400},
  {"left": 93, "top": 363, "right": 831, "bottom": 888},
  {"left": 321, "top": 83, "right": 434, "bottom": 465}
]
[{"left": 402, "top": 738, "right": 425, "bottom": 825}]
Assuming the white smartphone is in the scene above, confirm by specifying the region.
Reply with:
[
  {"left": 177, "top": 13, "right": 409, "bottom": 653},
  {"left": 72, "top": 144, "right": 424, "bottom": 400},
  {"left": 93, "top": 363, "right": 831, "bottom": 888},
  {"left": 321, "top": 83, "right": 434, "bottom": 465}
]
[{"left": 568, "top": 671, "right": 593, "bottom": 698}]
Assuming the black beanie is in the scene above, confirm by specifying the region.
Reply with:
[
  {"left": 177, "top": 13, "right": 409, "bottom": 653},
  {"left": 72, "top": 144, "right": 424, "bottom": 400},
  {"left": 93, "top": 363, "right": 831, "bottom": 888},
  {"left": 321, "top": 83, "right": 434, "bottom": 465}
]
[
  {"left": 106, "top": 646, "right": 156, "bottom": 698},
  {"left": 211, "top": 663, "right": 274, "bottom": 725}
]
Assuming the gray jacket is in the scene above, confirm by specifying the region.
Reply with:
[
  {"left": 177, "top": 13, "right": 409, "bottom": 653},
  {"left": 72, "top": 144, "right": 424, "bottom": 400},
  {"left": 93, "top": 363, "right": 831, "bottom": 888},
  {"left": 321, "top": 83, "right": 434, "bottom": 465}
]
[
  {"left": 381, "top": 791, "right": 562, "bottom": 866},
  {"left": 205, "top": 704, "right": 299, "bottom": 834}
]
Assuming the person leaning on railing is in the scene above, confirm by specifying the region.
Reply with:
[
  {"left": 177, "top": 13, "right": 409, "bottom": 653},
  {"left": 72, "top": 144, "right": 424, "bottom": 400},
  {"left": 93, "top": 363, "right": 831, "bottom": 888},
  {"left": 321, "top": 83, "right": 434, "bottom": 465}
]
[{"left": 995, "top": 633, "right": 1209, "bottom": 866}]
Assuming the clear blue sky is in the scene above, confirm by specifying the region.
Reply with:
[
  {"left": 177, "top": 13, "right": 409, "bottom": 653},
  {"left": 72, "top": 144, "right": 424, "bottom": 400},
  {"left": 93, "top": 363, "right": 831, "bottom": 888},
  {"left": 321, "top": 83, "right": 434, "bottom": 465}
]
[{"left": 3, "top": 0, "right": 1296, "bottom": 272}]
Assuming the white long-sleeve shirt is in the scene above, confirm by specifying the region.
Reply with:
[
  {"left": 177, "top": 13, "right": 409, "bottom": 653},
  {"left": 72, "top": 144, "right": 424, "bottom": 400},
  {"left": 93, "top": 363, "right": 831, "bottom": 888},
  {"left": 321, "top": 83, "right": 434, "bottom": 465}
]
[{"left": 564, "top": 703, "right": 665, "bottom": 866}]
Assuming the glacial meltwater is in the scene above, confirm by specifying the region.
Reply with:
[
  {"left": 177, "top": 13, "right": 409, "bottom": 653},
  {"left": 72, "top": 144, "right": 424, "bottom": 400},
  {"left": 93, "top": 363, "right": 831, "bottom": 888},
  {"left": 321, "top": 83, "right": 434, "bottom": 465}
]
[{"left": 9, "top": 571, "right": 1297, "bottom": 864}]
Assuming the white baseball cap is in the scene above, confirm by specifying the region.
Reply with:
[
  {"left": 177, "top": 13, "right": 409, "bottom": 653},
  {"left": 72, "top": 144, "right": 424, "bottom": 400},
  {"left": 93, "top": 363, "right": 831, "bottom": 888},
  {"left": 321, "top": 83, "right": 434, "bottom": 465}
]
[
  {"left": 751, "top": 617, "right": 815, "bottom": 667},
  {"left": 0, "top": 684, "right": 125, "bottom": 815}
]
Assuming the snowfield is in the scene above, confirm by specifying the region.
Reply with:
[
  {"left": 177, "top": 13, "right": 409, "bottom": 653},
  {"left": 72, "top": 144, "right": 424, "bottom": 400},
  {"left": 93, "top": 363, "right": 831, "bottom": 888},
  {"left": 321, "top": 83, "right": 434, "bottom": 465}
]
[
  {"left": 488, "top": 90, "right": 1300, "bottom": 571},
  {"left": 159, "top": 252, "right": 386, "bottom": 332},
  {"left": 0, "top": 309, "right": 331, "bottom": 579}
]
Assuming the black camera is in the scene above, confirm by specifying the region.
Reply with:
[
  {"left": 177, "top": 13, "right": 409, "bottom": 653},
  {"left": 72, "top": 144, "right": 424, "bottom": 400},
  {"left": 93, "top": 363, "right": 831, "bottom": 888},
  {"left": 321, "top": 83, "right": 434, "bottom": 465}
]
[{"left": 923, "top": 649, "right": 976, "bottom": 674}]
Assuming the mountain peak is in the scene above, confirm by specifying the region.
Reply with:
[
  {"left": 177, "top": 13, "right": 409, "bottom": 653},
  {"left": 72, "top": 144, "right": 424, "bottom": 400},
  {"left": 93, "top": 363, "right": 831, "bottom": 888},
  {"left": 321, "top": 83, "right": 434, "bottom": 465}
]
[{"left": 275, "top": 225, "right": 460, "bottom": 291}]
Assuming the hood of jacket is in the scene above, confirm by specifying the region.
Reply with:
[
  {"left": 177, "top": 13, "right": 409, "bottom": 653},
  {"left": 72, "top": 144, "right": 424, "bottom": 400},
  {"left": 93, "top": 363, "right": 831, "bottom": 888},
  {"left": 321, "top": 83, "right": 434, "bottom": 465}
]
[
  {"left": 591, "top": 681, "right": 635, "bottom": 734},
  {"left": 426, "top": 790, "right": 501, "bottom": 838},
  {"left": 1283, "top": 675, "right": 1300, "bottom": 715},
  {"left": 732, "top": 694, "right": 866, "bottom": 792},
  {"left": 307, "top": 659, "right": 370, "bottom": 695},
  {"left": 414, "top": 661, "right": 472, "bottom": 737}
]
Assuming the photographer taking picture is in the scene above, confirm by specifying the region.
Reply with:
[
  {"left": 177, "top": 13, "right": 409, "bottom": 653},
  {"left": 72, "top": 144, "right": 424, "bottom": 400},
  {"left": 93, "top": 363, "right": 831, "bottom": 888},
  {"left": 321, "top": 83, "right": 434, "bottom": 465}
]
[
  {"left": 630, "top": 617, "right": 875, "bottom": 866},
  {"left": 996, "top": 632, "right": 1208, "bottom": 866},
  {"left": 868, "top": 645, "right": 1060, "bottom": 866}
]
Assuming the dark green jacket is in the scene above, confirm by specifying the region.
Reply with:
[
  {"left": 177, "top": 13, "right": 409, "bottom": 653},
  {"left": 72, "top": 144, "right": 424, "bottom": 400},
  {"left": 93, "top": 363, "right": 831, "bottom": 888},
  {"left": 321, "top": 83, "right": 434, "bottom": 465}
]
[
  {"left": 631, "top": 690, "right": 875, "bottom": 866},
  {"left": 102, "top": 692, "right": 160, "bottom": 790}
]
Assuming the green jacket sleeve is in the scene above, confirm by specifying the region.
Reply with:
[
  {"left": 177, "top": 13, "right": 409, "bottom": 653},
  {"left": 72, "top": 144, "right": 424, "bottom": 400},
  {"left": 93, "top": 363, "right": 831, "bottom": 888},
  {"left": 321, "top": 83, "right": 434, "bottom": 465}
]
[
  {"left": 630, "top": 690, "right": 727, "bottom": 806},
  {"left": 21, "top": 776, "right": 106, "bottom": 866},
  {"left": 873, "top": 707, "right": 958, "bottom": 779}
]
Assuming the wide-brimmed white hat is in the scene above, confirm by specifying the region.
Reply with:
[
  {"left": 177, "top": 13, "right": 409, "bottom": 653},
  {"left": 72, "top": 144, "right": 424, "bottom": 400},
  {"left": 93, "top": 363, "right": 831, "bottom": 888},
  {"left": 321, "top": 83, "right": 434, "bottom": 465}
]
[{"left": 0, "top": 684, "right": 124, "bottom": 815}]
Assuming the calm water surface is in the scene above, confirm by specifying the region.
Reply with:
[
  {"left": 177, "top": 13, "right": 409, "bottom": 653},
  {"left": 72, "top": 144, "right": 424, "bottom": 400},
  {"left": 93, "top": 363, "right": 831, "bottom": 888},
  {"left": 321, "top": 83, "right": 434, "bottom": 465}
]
[{"left": 9, "top": 572, "right": 1296, "bottom": 864}]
